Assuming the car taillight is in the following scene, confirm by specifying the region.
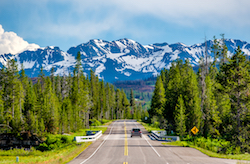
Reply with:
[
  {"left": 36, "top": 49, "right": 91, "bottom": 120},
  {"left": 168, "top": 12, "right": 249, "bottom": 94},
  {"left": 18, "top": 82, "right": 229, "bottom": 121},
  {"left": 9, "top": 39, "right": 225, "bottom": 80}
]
[
  {"left": 132, "top": 131, "right": 134, "bottom": 133},
  {"left": 139, "top": 131, "right": 141, "bottom": 133}
]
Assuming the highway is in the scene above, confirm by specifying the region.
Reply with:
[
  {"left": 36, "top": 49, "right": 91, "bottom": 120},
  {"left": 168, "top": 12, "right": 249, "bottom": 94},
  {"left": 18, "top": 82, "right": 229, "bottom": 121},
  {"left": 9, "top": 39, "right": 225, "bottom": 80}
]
[{"left": 68, "top": 120, "right": 240, "bottom": 164}]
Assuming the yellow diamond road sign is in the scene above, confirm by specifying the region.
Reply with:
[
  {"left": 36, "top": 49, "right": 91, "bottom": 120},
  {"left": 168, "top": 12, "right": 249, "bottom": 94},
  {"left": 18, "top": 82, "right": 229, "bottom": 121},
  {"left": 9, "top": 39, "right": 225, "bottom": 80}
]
[{"left": 191, "top": 126, "right": 199, "bottom": 135}]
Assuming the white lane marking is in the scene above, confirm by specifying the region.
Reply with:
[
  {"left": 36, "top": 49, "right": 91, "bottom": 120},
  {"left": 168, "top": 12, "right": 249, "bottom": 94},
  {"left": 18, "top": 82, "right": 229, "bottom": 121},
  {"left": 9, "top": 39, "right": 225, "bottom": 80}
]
[
  {"left": 133, "top": 122, "right": 161, "bottom": 157},
  {"left": 142, "top": 134, "right": 161, "bottom": 157},
  {"left": 80, "top": 123, "right": 114, "bottom": 164}
]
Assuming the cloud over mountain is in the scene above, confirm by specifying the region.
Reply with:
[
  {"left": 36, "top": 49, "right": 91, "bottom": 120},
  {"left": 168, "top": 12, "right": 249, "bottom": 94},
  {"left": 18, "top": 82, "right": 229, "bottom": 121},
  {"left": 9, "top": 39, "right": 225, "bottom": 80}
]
[{"left": 0, "top": 25, "right": 40, "bottom": 55}]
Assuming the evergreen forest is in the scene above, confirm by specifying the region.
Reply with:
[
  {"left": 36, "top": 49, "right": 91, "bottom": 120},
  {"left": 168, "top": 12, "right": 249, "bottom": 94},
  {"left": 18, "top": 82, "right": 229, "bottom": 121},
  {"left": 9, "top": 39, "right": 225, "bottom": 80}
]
[
  {"left": 149, "top": 37, "right": 250, "bottom": 153},
  {"left": 0, "top": 52, "right": 148, "bottom": 135}
]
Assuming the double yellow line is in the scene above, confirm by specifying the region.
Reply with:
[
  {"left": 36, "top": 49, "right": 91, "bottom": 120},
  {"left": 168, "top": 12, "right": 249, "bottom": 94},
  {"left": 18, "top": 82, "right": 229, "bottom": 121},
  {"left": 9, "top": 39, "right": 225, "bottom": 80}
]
[
  {"left": 124, "top": 121, "right": 128, "bottom": 156},
  {"left": 124, "top": 121, "right": 128, "bottom": 164}
]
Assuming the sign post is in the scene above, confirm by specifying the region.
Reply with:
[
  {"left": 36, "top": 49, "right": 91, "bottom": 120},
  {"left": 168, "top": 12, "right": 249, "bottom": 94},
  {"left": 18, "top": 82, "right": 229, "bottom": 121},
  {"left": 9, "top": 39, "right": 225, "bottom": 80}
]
[
  {"left": 191, "top": 126, "right": 199, "bottom": 135},
  {"left": 191, "top": 126, "right": 199, "bottom": 143}
]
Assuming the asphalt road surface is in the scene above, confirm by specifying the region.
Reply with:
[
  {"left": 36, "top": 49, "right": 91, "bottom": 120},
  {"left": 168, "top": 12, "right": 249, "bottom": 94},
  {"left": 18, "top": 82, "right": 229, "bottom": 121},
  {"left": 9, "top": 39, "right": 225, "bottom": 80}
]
[{"left": 68, "top": 120, "right": 245, "bottom": 164}]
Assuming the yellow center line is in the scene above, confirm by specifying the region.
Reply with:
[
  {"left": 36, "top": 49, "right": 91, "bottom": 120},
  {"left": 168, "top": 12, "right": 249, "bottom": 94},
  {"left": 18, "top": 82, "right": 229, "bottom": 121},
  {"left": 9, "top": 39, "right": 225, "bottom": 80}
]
[
  {"left": 124, "top": 121, "right": 128, "bottom": 156},
  {"left": 123, "top": 162, "right": 128, "bottom": 164}
]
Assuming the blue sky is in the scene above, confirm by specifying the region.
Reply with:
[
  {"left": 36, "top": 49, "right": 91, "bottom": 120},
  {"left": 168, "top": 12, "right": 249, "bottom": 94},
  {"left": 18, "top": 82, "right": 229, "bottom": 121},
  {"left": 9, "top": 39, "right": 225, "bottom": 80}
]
[{"left": 1, "top": 0, "right": 250, "bottom": 54}]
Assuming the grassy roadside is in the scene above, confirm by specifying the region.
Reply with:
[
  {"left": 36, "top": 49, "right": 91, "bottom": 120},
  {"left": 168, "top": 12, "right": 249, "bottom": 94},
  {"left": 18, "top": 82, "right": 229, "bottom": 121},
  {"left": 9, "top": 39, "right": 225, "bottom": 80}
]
[
  {"left": 139, "top": 121, "right": 250, "bottom": 162},
  {"left": 0, "top": 121, "right": 112, "bottom": 164},
  {"left": 0, "top": 142, "right": 92, "bottom": 164},
  {"left": 138, "top": 121, "right": 162, "bottom": 132},
  {"left": 162, "top": 141, "right": 250, "bottom": 161}
]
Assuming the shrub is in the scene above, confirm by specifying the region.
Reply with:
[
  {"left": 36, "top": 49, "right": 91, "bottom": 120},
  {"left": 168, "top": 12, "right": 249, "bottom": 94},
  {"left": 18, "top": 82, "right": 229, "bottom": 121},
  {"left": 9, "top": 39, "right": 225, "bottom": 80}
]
[
  {"left": 233, "top": 146, "right": 241, "bottom": 155},
  {"left": 153, "top": 121, "right": 160, "bottom": 128},
  {"left": 182, "top": 136, "right": 233, "bottom": 154},
  {"left": 37, "top": 142, "right": 49, "bottom": 151},
  {"left": 61, "top": 135, "right": 72, "bottom": 144},
  {"left": 90, "top": 119, "right": 102, "bottom": 126},
  {"left": 37, "top": 134, "right": 74, "bottom": 151},
  {"left": 101, "top": 119, "right": 110, "bottom": 124},
  {"left": 225, "top": 146, "right": 233, "bottom": 155}
]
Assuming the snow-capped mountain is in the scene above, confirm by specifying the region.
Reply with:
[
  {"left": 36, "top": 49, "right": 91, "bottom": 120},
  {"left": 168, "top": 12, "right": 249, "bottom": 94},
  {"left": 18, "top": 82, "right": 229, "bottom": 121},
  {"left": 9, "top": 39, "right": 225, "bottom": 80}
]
[{"left": 0, "top": 38, "right": 250, "bottom": 82}]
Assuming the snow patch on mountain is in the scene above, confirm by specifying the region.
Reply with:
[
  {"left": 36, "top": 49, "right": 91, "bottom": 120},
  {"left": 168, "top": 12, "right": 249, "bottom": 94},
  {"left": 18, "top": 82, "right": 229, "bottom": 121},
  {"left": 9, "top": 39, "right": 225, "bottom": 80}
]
[
  {"left": 106, "top": 53, "right": 125, "bottom": 60},
  {"left": 95, "top": 63, "right": 106, "bottom": 76}
]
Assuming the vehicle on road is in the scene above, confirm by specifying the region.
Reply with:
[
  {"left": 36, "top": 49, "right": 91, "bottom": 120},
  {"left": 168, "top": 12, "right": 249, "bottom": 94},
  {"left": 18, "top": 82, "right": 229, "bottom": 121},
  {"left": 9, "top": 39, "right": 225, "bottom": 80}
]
[{"left": 131, "top": 128, "right": 142, "bottom": 137}]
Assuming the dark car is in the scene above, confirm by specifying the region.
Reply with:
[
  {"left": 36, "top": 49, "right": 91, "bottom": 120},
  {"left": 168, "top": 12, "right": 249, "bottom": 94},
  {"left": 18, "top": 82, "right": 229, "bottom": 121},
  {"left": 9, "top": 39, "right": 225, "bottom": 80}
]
[{"left": 131, "top": 128, "right": 142, "bottom": 137}]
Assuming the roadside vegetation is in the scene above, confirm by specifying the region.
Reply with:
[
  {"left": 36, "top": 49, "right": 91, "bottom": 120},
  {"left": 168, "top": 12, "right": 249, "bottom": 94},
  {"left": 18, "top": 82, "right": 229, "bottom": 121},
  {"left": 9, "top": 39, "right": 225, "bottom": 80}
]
[
  {"left": 147, "top": 35, "right": 250, "bottom": 158},
  {"left": 0, "top": 141, "right": 91, "bottom": 164},
  {"left": 139, "top": 121, "right": 161, "bottom": 132},
  {"left": 0, "top": 125, "right": 108, "bottom": 164},
  {"left": 162, "top": 139, "right": 250, "bottom": 161}
]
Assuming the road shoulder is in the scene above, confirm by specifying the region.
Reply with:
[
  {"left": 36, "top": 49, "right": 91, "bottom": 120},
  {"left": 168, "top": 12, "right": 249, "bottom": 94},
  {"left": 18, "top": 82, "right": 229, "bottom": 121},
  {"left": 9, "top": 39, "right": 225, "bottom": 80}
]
[{"left": 67, "top": 125, "right": 113, "bottom": 164}]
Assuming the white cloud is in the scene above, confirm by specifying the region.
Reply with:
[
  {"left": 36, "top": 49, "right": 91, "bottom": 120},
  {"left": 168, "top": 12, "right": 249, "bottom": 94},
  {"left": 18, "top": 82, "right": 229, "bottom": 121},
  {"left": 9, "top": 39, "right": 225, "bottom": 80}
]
[
  {"left": 54, "top": 0, "right": 250, "bottom": 27},
  {"left": 3, "top": 0, "right": 250, "bottom": 49},
  {"left": 108, "top": 0, "right": 250, "bottom": 28},
  {"left": 35, "top": 0, "right": 250, "bottom": 40},
  {"left": 0, "top": 25, "right": 40, "bottom": 55}
]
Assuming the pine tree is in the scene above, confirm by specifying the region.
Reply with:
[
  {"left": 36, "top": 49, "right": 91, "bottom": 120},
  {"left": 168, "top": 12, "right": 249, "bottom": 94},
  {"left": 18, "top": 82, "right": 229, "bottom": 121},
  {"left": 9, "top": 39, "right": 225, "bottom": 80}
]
[
  {"left": 164, "top": 61, "right": 182, "bottom": 130},
  {"left": 217, "top": 46, "right": 250, "bottom": 144},
  {"left": 24, "top": 80, "right": 37, "bottom": 132},
  {"left": 122, "top": 91, "right": 130, "bottom": 119},
  {"left": 115, "top": 89, "right": 123, "bottom": 119},
  {"left": 55, "top": 74, "right": 62, "bottom": 101},
  {"left": 136, "top": 102, "right": 143, "bottom": 120},
  {"left": 183, "top": 62, "right": 201, "bottom": 133},
  {"left": 14, "top": 80, "right": 24, "bottom": 132},
  {"left": 219, "top": 34, "right": 228, "bottom": 64},
  {"left": 204, "top": 75, "right": 221, "bottom": 137},
  {"left": 211, "top": 35, "right": 231, "bottom": 138},
  {"left": 43, "top": 77, "right": 59, "bottom": 133},
  {"left": 61, "top": 71, "right": 68, "bottom": 100},
  {"left": 0, "top": 88, "right": 4, "bottom": 125},
  {"left": 130, "top": 89, "right": 136, "bottom": 116},
  {"left": 175, "top": 94, "right": 186, "bottom": 138},
  {"left": 20, "top": 64, "right": 29, "bottom": 92},
  {"left": 79, "top": 73, "right": 90, "bottom": 129},
  {"left": 62, "top": 97, "right": 73, "bottom": 132},
  {"left": 50, "top": 67, "right": 55, "bottom": 91},
  {"left": 105, "top": 83, "right": 111, "bottom": 119},
  {"left": 90, "top": 69, "right": 98, "bottom": 118},
  {"left": 4, "top": 59, "right": 21, "bottom": 132},
  {"left": 39, "top": 66, "right": 45, "bottom": 92},
  {"left": 110, "top": 85, "right": 116, "bottom": 120},
  {"left": 29, "top": 111, "right": 36, "bottom": 133},
  {"left": 71, "top": 70, "right": 80, "bottom": 131},
  {"left": 99, "top": 80, "right": 106, "bottom": 120},
  {"left": 149, "top": 76, "right": 165, "bottom": 117}
]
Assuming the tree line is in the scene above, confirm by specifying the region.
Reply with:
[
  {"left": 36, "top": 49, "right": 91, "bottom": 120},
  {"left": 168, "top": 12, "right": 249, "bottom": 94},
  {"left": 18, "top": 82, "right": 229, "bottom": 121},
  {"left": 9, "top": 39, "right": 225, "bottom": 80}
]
[
  {"left": 0, "top": 52, "right": 147, "bottom": 135},
  {"left": 149, "top": 36, "right": 250, "bottom": 152}
]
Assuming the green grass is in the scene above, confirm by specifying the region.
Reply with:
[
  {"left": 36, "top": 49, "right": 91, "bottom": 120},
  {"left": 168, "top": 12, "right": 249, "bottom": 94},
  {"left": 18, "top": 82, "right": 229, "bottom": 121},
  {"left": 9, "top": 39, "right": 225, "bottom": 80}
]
[
  {"left": 162, "top": 141, "right": 250, "bottom": 161},
  {"left": 139, "top": 121, "right": 163, "bottom": 132},
  {"left": 101, "top": 119, "right": 113, "bottom": 126},
  {"left": 0, "top": 121, "right": 112, "bottom": 164},
  {"left": 0, "top": 142, "right": 92, "bottom": 164},
  {"left": 71, "top": 126, "right": 107, "bottom": 136}
]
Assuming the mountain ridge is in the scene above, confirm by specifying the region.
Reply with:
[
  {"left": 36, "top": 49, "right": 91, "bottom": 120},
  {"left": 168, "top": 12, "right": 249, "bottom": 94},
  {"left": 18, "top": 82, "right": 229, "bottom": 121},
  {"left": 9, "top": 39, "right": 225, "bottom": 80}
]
[{"left": 0, "top": 38, "right": 250, "bottom": 82}]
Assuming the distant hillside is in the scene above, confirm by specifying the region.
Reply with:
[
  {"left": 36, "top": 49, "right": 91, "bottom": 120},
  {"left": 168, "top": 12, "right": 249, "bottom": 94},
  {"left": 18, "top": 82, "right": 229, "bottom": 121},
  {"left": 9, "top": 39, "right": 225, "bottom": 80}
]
[{"left": 113, "top": 76, "right": 157, "bottom": 108}]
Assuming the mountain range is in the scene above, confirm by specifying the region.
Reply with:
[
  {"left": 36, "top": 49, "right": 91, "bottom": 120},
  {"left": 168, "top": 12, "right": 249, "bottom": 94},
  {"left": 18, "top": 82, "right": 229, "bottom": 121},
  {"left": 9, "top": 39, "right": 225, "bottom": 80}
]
[{"left": 0, "top": 38, "right": 250, "bottom": 82}]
